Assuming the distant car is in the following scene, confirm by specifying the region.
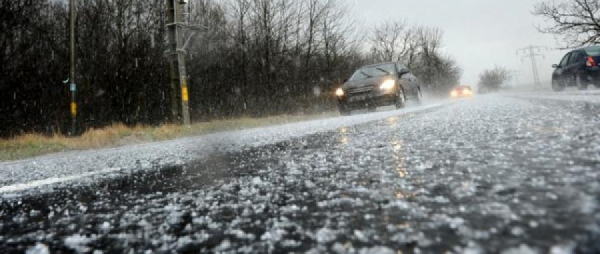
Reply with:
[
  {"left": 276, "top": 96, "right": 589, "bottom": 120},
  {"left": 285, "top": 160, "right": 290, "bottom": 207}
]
[
  {"left": 450, "top": 85, "right": 473, "bottom": 98},
  {"left": 552, "top": 45, "right": 600, "bottom": 91},
  {"left": 335, "top": 62, "right": 422, "bottom": 115}
]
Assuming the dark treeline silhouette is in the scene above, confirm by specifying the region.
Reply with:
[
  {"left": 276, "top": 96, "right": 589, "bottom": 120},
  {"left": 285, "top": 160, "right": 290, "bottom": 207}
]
[
  {"left": 0, "top": 0, "right": 461, "bottom": 138},
  {"left": 1, "top": 0, "right": 170, "bottom": 137}
]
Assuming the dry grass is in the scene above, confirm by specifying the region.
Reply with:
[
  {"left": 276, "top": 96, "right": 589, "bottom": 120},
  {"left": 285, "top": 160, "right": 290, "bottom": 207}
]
[{"left": 0, "top": 112, "right": 338, "bottom": 162}]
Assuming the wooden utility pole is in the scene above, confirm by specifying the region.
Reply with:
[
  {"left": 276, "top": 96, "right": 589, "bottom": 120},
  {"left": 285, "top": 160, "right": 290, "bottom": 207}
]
[
  {"left": 167, "top": 0, "right": 190, "bottom": 125},
  {"left": 69, "top": 0, "right": 77, "bottom": 135}
]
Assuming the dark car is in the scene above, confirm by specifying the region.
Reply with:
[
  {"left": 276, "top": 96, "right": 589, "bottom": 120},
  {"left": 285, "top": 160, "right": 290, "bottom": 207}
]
[
  {"left": 552, "top": 45, "right": 600, "bottom": 91},
  {"left": 335, "top": 62, "right": 422, "bottom": 115}
]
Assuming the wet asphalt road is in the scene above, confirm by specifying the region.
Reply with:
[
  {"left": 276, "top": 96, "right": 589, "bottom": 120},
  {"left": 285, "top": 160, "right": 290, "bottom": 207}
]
[{"left": 1, "top": 94, "right": 600, "bottom": 253}]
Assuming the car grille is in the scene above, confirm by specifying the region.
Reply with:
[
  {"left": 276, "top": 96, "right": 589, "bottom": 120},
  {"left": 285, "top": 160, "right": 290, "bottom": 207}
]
[{"left": 348, "top": 85, "right": 376, "bottom": 94}]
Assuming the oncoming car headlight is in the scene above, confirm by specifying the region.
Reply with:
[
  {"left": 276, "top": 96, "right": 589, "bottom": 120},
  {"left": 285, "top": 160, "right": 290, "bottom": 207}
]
[
  {"left": 379, "top": 80, "right": 396, "bottom": 91},
  {"left": 451, "top": 91, "right": 458, "bottom": 97},
  {"left": 335, "top": 87, "right": 345, "bottom": 97}
]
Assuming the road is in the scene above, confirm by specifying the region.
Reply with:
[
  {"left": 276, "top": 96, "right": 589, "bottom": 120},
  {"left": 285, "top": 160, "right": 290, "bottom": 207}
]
[{"left": 1, "top": 93, "right": 600, "bottom": 253}]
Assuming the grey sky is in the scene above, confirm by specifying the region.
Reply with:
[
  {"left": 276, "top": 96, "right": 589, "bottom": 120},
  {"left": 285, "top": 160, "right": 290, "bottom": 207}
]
[{"left": 350, "top": 0, "right": 569, "bottom": 87}]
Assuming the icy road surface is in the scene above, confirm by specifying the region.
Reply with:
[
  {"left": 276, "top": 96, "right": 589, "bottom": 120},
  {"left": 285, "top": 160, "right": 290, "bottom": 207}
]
[
  {"left": 2, "top": 94, "right": 600, "bottom": 253},
  {"left": 0, "top": 102, "right": 445, "bottom": 193}
]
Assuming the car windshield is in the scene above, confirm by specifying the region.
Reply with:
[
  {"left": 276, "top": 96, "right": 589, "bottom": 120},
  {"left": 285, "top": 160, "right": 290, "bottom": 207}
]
[
  {"left": 3, "top": 0, "right": 600, "bottom": 253},
  {"left": 349, "top": 64, "right": 396, "bottom": 81}
]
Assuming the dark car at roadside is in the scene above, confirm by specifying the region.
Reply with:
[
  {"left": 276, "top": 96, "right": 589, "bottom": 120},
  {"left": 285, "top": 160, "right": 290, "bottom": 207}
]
[
  {"left": 552, "top": 45, "right": 600, "bottom": 91},
  {"left": 335, "top": 62, "right": 422, "bottom": 115}
]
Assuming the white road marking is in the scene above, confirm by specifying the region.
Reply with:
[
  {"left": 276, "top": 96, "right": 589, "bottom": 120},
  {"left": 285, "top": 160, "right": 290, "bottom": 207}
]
[{"left": 0, "top": 168, "right": 121, "bottom": 194}]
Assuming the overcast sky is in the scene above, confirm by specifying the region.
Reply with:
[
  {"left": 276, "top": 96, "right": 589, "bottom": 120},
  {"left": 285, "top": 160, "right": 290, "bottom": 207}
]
[{"left": 350, "top": 0, "right": 569, "bottom": 87}]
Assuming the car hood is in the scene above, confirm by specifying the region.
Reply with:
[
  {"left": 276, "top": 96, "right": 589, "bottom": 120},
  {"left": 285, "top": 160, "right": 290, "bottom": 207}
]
[{"left": 344, "top": 75, "right": 394, "bottom": 89}]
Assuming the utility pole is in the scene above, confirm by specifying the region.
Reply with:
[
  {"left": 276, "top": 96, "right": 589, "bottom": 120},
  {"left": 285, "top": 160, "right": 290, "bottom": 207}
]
[
  {"left": 507, "top": 70, "right": 522, "bottom": 87},
  {"left": 167, "top": 0, "right": 190, "bottom": 125},
  {"left": 517, "top": 45, "right": 546, "bottom": 87},
  {"left": 69, "top": 0, "right": 77, "bottom": 135}
]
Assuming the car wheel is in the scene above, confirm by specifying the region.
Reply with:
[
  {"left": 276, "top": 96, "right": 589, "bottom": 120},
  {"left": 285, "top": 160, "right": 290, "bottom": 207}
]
[
  {"left": 339, "top": 103, "right": 351, "bottom": 116},
  {"left": 575, "top": 75, "right": 588, "bottom": 90},
  {"left": 551, "top": 79, "right": 565, "bottom": 92},
  {"left": 414, "top": 88, "right": 423, "bottom": 105},
  {"left": 395, "top": 88, "right": 406, "bottom": 109}
]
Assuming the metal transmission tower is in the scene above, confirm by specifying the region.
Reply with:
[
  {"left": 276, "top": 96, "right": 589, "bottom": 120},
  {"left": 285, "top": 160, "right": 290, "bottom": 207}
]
[
  {"left": 517, "top": 45, "right": 547, "bottom": 87},
  {"left": 507, "top": 70, "right": 522, "bottom": 86},
  {"left": 166, "top": 0, "right": 191, "bottom": 125}
]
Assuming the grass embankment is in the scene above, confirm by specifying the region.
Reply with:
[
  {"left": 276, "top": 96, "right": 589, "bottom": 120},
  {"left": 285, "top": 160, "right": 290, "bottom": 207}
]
[{"left": 0, "top": 112, "right": 338, "bottom": 162}]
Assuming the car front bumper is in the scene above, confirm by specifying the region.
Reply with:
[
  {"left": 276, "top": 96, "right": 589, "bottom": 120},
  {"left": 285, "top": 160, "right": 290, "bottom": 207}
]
[{"left": 338, "top": 92, "right": 396, "bottom": 109}]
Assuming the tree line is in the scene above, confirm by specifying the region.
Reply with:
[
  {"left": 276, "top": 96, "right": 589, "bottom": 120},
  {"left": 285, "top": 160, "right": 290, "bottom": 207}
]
[{"left": 0, "top": 0, "right": 462, "bottom": 137}]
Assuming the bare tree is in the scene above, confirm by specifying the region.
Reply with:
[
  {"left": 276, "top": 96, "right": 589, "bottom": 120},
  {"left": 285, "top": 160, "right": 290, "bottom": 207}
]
[
  {"left": 370, "top": 21, "right": 418, "bottom": 64},
  {"left": 320, "top": 0, "right": 357, "bottom": 71},
  {"left": 417, "top": 27, "right": 443, "bottom": 63},
  {"left": 478, "top": 67, "right": 510, "bottom": 92},
  {"left": 369, "top": 22, "right": 460, "bottom": 94},
  {"left": 533, "top": 0, "right": 600, "bottom": 48},
  {"left": 414, "top": 27, "right": 460, "bottom": 92},
  {"left": 0, "top": 0, "right": 378, "bottom": 135}
]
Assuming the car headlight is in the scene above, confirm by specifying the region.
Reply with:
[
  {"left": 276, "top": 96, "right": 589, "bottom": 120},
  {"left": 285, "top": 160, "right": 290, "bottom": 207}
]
[
  {"left": 379, "top": 80, "right": 395, "bottom": 91},
  {"left": 451, "top": 91, "right": 458, "bottom": 97},
  {"left": 335, "top": 87, "right": 345, "bottom": 97}
]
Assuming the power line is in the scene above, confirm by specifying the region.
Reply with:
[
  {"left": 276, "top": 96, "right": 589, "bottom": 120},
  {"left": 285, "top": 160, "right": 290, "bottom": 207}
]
[{"left": 517, "top": 45, "right": 547, "bottom": 87}]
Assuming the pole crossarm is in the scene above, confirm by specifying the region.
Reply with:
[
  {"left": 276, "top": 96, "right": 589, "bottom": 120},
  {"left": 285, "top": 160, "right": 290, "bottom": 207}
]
[{"left": 517, "top": 45, "right": 547, "bottom": 87}]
